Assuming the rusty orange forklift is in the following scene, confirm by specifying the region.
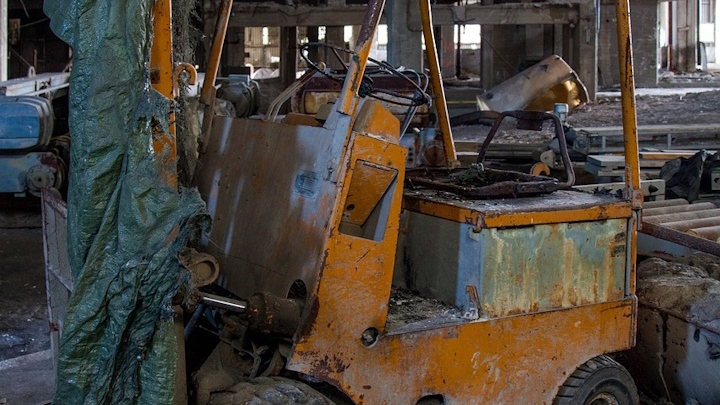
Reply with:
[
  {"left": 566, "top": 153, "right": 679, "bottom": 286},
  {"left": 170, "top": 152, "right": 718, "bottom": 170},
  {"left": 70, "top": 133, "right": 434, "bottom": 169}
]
[
  {"left": 45, "top": 0, "right": 643, "bottom": 402},
  {"left": 174, "top": 0, "right": 646, "bottom": 400}
]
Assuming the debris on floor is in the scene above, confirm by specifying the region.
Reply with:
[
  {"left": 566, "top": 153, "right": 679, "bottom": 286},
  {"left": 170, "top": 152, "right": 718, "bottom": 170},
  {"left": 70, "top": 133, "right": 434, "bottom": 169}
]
[
  {"left": 386, "top": 287, "right": 462, "bottom": 331},
  {"left": 0, "top": 227, "right": 49, "bottom": 361}
]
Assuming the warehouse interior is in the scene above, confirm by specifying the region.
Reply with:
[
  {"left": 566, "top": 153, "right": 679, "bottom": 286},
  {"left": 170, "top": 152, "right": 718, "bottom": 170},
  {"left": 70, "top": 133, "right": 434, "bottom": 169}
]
[{"left": 1, "top": 0, "right": 720, "bottom": 404}]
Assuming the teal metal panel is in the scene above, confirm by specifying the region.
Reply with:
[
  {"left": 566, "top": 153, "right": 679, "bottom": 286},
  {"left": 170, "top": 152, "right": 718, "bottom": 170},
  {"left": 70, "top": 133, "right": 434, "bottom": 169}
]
[
  {"left": 399, "top": 211, "right": 627, "bottom": 319},
  {"left": 479, "top": 220, "right": 627, "bottom": 317}
]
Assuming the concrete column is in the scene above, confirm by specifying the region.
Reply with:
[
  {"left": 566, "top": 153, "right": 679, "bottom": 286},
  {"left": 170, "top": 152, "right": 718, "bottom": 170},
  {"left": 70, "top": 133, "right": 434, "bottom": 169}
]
[
  {"left": 481, "top": 25, "right": 525, "bottom": 89},
  {"left": 281, "top": 27, "right": 298, "bottom": 87},
  {"left": 1, "top": 0, "right": 7, "bottom": 81},
  {"left": 307, "top": 26, "right": 319, "bottom": 63},
  {"left": 572, "top": 0, "right": 597, "bottom": 100},
  {"left": 631, "top": 0, "right": 659, "bottom": 86},
  {"left": 598, "top": 0, "right": 658, "bottom": 88},
  {"left": 716, "top": 0, "right": 720, "bottom": 62},
  {"left": 325, "top": 26, "right": 345, "bottom": 70},
  {"left": 439, "top": 25, "right": 455, "bottom": 77},
  {"left": 597, "top": 0, "right": 618, "bottom": 87},
  {"left": 223, "top": 27, "right": 246, "bottom": 74},
  {"left": 386, "top": 0, "right": 423, "bottom": 70}
]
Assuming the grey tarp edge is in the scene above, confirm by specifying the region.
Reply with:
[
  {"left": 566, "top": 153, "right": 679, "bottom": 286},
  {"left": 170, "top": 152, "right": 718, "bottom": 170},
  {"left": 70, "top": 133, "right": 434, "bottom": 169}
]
[{"left": 44, "top": 1, "right": 209, "bottom": 403}]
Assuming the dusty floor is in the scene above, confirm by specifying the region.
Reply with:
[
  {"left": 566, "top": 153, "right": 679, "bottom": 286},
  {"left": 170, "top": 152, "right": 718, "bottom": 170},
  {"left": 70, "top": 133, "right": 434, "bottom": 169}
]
[
  {"left": 0, "top": 225, "right": 49, "bottom": 361},
  {"left": 0, "top": 209, "right": 54, "bottom": 404},
  {"left": 569, "top": 89, "right": 720, "bottom": 128}
]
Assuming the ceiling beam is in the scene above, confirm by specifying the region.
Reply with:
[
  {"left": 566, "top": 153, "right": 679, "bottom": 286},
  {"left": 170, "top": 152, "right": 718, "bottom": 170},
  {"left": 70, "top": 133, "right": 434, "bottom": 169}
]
[{"left": 228, "top": 3, "right": 579, "bottom": 28}]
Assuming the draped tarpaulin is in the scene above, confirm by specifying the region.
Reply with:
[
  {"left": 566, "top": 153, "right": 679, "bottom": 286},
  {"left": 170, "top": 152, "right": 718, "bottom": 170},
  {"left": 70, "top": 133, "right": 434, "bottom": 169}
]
[{"left": 45, "top": 1, "right": 208, "bottom": 403}]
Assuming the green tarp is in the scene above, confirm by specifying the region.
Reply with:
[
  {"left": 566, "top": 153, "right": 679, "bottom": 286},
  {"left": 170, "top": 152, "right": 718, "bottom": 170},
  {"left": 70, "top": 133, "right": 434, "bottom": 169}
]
[{"left": 45, "top": 1, "right": 208, "bottom": 403}]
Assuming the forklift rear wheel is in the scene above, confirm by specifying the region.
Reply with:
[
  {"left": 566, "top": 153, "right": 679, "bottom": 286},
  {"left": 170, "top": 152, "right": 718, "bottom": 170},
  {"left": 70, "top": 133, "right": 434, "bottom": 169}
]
[
  {"left": 553, "top": 355, "right": 639, "bottom": 405},
  {"left": 209, "top": 376, "right": 337, "bottom": 405}
]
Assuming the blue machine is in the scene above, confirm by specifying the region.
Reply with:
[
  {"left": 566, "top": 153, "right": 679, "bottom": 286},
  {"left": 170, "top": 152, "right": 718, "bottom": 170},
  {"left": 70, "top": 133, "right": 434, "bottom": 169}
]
[{"left": 0, "top": 73, "right": 70, "bottom": 197}]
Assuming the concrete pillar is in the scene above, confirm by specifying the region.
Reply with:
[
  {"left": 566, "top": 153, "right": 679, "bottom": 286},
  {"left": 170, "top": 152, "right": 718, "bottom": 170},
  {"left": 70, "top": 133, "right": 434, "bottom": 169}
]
[
  {"left": 716, "top": 0, "right": 720, "bottom": 62},
  {"left": 674, "top": 0, "right": 698, "bottom": 71},
  {"left": 597, "top": 0, "right": 619, "bottom": 87},
  {"left": 572, "top": 0, "right": 597, "bottom": 100},
  {"left": 597, "top": 0, "right": 658, "bottom": 88},
  {"left": 439, "top": 25, "right": 455, "bottom": 78},
  {"left": 223, "top": 27, "right": 246, "bottom": 74},
  {"left": 386, "top": 0, "right": 423, "bottom": 70},
  {"left": 481, "top": 25, "right": 525, "bottom": 89},
  {"left": 2, "top": 0, "right": 8, "bottom": 81},
  {"left": 281, "top": 27, "right": 298, "bottom": 87},
  {"left": 325, "top": 26, "right": 345, "bottom": 70},
  {"left": 631, "top": 0, "right": 659, "bottom": 86},
  {"left": 307, "top": 26, "right": 319, "bottom": 63}
]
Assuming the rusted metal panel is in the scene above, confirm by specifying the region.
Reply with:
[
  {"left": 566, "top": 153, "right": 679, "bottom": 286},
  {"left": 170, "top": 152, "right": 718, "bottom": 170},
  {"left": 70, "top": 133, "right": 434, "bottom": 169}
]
[
  {"left": 480, "top": 220, "right": 626, "bottom": 317},
  {"left": 341, "top": 161, "right": 397, "bottom": 227},
  {"left": 290, "top": 299, "right": 635, "bottom": 405},
  {"left": 476, "top": 55, "right": 588, "bottom": 113},
  {"left": 41, "top": 189, "right": 72, "bottom": 367},
  {"left": 196, "top": 115, "right": 346, "bottom": 301},
  {"left": 400, "top": 212, "right": 627, "bottom": 317},
  {"left": 402, "top": 188, "right": 632, "bottom": 229}
]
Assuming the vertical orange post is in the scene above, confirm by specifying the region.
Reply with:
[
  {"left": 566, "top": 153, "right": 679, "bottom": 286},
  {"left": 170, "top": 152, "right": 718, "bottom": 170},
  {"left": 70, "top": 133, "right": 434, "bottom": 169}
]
[
  {"left": 615, "top": 0, "right": 640, "bottom": 297},
  {"left": 419, "top": 0, "right": 457, "bottom": 166},
  {"left": 336, "top": 0, "right": 385, "bottom": 116},
  {"left": 199, "top": 0, "right": 234, "bottom": 152},
  {"left": 150, "top": 0, "right": 177, "bottom": 185}
]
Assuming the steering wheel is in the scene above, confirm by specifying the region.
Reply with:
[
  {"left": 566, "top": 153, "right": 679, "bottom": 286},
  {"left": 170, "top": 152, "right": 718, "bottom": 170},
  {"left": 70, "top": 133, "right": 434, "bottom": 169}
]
[{"left": 299, "top": 42, "right": 431, "bottom": 108}]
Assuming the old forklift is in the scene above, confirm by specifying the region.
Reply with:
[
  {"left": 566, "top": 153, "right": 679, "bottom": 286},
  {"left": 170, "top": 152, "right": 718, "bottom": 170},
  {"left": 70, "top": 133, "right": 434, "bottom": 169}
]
[
  {"left": 44, "top": 0, "right": 642, "bottom": 403},
  {"left": 181, "top": 0, "right": 644, "bottom": 402}
]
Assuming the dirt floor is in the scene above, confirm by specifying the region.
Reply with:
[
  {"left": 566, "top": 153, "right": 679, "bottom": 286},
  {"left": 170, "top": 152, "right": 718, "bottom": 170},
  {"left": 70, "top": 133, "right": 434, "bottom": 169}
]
[
  {"left": 0, "top": 225, "right": 49, "bottom": 361},
  {"left": 0, "top": 209, "right": 54, "bottom": 404},
  {"left": 568, "top": 89, "right": 720, "bottom": 128}
]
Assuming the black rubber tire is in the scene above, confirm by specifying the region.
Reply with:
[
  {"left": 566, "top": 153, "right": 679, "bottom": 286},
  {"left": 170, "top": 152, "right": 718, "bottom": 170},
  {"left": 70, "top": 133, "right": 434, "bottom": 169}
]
[
  {"left": 553, "top": 355, "right": 639, "bottom": 405},
  {"left": 209, "top": 376, "right": 338, "bottom": 405}
]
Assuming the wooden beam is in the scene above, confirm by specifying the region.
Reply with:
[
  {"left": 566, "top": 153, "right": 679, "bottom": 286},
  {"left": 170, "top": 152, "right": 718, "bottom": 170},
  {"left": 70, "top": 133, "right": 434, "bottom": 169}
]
[{"left": 229, "top": 3, "right": 578, "bottom": 27}]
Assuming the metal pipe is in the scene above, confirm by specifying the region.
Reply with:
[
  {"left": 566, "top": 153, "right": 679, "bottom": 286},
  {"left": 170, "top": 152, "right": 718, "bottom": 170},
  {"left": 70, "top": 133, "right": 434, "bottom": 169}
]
[
  {"left": 184, "top": 303, "right": 205, "bottom": 339},
  {"left": 199, "top": 292, "right": 248, "bottom": 313},
  {"left": 419, "top": 0, "right": 457, "bottom": 166},
  {"left": 643, "top": 199, "right": 688, "bottom": 209},
  {"left": 643, "top": 202, "right": 717, "bottom": 217},
  {"left": 1, "top": 0, "right": 7, "bottom": 81}
]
